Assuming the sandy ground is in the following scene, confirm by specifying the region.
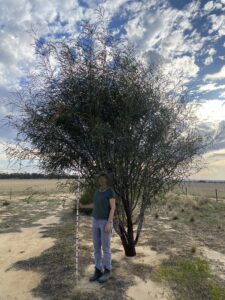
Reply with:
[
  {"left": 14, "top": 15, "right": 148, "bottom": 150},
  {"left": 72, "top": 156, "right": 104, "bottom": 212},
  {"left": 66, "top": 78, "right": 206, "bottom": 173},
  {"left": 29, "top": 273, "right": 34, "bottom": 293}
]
[
  {"left": 198, "top": 246, "right": 225, "bottom": 281},
  {"left": 1, "top": 192, "right": 224, "bottom": 300},
  {"left": 116, "top": 243, "right": 174, "bottom": 300},
  {"left": 73, "top": 220, "right": 174, "bottom": 300},
  {"left": 0, "top": 205, "right": 64, "bottom": 300}
]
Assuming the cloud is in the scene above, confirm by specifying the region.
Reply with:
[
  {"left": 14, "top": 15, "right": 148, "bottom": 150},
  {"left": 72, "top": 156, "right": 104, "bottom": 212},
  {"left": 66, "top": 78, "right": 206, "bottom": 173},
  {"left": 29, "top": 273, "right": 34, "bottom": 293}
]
[
  {"left": 162, "top": 55, "right": 199, "bottom": 83},
  {"left": 197, "top": 82, "right": 225, "bottom": 92},
  {"left": 218, "top": 55, "right": 225, "bottom": 60},
  {"left": 124, "top": 0, "right": 194, "bottom": 55},
  {"left": 204, "top": 47, "right": 216, "bottom": 65},
  {"left": 203, "top": 1, "right": 224, "bottom": 12},
  {"left": 0, "top": 0, "right": 225, "bottom": 177},
  {"left": 204, "top": 56, "right": 213, "bottom": 65},
  {"left": 204, "top": 65, "right": 225, "bottom": 81},
  {"left": 207, "top": 13, "right": 225, "bottom": 37},
  {"left": 189, "top": 161, "right": 225, "bottom": 180},
  {"left": 195, "top": 99, "right": 225, "bottom": 125},
  {"left": 122, "top": 0, "right": 204, "bottom": 86},
  {"left": 142, "top": 49, "right": 169, "bottom": 67},
  {"left": 219, "top": 90, "right": 225, "bottom": 98}
]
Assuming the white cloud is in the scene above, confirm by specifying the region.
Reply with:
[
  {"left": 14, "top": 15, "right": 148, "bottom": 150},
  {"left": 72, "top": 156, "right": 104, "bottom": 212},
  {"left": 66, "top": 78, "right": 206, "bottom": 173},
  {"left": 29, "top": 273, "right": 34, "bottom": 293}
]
[
  {"left": 124, "top": 0, "right": 202, "bottom": 59},
  {"left": 123, "top": 0, "right": 204, "bottom": 86},
  {"left": 204, "top": 56, "right": 214, "bottom": 65},
  {"left": 204, "top": 1, "right": 214, "bottom": 11},
  {"left": 204, "top": 65, "right": 225, "bottom": 81},
  {"left": 162, "top": 55, "right": 199, "bottom": 83},
  {"left": 189, "top": 153, "right": 225, "bottom": 180},
  {"left": 190, "top": 97, "right": 225, "bottom": 180},
  {"left": 204, "top": 1, "right": 223, "bottom": 11},
  {"left": 0, "top": 0, "right": 86, "bottom": 111},
  {"left": 197, "top": 82, "right": 225, "bottom": 92},
  {"left": 195, "top": 99, "right": 225, "bottom": 130},
  {"left": 219, "top": 90, "right": 225, "bottom": 98},
  {"left": 208, "top": 48, "right": 216, "bottom": 56},
  {"left": 208, "top": 14, "right": 225, "bottom": 36},
  {"left": 0, "top": 0, "right": 225, "bottom": 177}
]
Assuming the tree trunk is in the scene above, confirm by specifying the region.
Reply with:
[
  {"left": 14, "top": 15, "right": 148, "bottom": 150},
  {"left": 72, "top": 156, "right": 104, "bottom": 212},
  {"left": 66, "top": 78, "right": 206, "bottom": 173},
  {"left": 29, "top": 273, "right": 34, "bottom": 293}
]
[
  {"left": 118, "top": 205, "right": 137, "bottom": 256},
  {"left": 114, "top": 193, "right": 137, "bottom": 257},
  {"left": 119, "top": 223, "right": 136, "bottom": 256},
  {"left": 124, "top": 240, "right": 136, "bottom": 256}
]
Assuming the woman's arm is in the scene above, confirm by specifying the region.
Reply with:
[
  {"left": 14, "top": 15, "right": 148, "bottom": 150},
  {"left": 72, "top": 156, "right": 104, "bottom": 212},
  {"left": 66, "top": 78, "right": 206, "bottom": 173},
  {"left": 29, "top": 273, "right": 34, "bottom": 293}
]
[
  {"left": 108, "top": 198, "right": 116, "bottom": 222},
  {"left": 79, "top": 202, "right": 94, "bottom": 209}
]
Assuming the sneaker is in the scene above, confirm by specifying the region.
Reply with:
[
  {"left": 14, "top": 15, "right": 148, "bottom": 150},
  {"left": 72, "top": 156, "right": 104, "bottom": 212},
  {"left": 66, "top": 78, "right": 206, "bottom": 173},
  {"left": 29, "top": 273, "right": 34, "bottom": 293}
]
[
  {"left": 98, "top": 268, "right": 111, "bottom": 283},
  {"left": 89, "top": 267, "right": 103, "bottom": 282}
]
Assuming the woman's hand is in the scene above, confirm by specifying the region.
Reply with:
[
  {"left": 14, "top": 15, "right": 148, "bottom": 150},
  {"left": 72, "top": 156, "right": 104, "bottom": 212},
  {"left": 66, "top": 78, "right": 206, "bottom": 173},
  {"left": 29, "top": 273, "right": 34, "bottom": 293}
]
[
  {"left": 104, "top": 222, "right": 111, "bottom": 233},
  {"left": 79, "top": 202, "right": 85, "bottom": 209}
]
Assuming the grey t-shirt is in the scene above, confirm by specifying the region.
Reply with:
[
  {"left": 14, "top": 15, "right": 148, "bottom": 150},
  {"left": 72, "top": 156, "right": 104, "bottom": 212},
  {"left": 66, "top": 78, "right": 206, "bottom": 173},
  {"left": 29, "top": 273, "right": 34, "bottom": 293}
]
[{"left": 92, "top": 186, "right": 116, "bottom": 220}]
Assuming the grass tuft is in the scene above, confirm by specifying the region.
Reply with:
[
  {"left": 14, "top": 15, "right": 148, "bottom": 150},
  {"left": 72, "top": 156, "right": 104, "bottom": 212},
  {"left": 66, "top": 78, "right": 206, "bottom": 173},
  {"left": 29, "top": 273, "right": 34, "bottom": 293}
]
[
  {"left": 190, "top": 216, "right": 195, "bottom": 222},
  {"left": 152, "top": 255, "right": 225, "bottom": 300}
]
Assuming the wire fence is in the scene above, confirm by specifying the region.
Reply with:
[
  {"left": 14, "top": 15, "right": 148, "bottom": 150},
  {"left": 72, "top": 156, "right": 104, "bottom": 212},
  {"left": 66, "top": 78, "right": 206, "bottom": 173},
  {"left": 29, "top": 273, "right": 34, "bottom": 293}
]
[{"left": 174, "top": 183, "right": 225, "bottom": 201}]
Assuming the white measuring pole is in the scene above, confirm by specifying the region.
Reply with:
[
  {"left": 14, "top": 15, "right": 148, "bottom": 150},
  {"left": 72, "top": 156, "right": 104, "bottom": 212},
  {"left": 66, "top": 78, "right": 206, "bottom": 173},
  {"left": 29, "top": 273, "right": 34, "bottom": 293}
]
[{"left": 75, "top": 157, "right": 81, "bottom": 284}]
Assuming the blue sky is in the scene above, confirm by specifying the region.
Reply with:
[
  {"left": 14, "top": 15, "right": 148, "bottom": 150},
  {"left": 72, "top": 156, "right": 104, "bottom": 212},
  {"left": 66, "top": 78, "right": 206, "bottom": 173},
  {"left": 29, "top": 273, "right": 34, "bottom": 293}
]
[{"left": 0, "top": 0, "right": 225, "bottom": 179}]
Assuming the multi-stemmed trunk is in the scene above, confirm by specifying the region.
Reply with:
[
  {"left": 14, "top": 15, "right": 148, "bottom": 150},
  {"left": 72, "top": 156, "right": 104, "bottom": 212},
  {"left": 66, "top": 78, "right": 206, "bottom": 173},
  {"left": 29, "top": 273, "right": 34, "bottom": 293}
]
[
  {"left": 118, "top": 212, "right": 136, "bottom": 256},
  {"left": 114, "top": 194, "right": 147, "bottom": 257}
]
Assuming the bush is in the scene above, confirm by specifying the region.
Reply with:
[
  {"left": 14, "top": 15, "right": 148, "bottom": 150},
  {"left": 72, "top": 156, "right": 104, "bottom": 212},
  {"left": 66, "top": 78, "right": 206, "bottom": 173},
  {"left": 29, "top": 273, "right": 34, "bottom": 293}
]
[
  {"left": 79, "top": 183, "right": 96, "bottom": 216},
  {"left": 2, "top": 200, "right": 10, "bottom": 206}
]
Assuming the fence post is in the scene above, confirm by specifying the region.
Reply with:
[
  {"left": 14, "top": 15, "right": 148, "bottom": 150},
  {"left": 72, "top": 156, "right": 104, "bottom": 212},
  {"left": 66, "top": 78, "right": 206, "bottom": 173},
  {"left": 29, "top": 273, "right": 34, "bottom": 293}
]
[
  {"left": 185, "top": 187, "right": 187, "bottom": 196},
  {"left": 10, "top": 188, "right": 12, "bottom": 201},
  {"left": 215, "top": 189, "right": 218, "bottom": 201}
]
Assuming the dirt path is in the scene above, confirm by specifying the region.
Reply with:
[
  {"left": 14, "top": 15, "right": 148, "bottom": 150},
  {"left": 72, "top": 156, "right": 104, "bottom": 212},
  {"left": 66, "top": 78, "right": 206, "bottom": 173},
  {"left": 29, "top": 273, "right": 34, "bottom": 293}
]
[{"left": 0, "top": 205, "right": 63, "bottom": 300}]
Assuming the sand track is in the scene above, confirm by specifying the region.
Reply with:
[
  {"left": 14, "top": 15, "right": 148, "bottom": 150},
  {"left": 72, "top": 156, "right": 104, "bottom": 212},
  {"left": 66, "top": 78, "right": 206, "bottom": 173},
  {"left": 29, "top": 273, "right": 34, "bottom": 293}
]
[{"left": 0, "top": 206, "right": 63, "bottom": 300}]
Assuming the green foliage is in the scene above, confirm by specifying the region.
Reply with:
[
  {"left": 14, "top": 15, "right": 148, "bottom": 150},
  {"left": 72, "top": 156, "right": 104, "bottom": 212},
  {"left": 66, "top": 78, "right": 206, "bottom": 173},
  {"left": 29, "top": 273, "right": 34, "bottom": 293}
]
[
  {"left": 152, "top": 255, "right": 225, "bottom": 300},
  {"left": 2, "top": 200, "right": 10, "bottom": 206},
  {"left": 79, "top": 182, "right": 96, "bottom": 215}
]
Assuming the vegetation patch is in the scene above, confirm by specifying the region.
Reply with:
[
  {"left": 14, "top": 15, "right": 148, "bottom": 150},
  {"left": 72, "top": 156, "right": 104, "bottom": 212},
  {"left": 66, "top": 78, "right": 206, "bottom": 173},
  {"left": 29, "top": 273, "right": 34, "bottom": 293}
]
[{"left": 151, "top": 254, "right": 225, "bottom": 300}]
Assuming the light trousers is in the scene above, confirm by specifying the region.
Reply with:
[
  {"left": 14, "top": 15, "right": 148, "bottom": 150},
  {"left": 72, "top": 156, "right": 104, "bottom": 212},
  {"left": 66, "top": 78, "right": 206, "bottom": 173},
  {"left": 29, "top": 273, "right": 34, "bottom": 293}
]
[{"left": 91, "top": 216, "right": 113, "bottom": 271}]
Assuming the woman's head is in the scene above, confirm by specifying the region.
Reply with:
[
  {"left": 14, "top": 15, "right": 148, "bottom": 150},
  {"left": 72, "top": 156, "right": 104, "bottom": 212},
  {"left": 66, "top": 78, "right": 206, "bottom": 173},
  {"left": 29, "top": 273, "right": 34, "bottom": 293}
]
[{"left": 97, "top": 172, "right": 110, "bottom": 187}]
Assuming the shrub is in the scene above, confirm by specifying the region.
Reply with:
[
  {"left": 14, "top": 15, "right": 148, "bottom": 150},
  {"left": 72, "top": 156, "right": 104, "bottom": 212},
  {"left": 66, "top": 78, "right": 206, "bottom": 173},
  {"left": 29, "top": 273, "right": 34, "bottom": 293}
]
[{"left": 79, "top": 183, "right": 96, "bottom": 215}]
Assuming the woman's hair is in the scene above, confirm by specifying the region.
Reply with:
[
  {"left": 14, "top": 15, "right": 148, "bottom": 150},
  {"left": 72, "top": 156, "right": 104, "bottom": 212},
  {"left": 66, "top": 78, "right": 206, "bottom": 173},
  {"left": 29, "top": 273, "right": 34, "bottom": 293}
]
[{"left": 97, "top": 172, "right": 110, "bottom": 185}]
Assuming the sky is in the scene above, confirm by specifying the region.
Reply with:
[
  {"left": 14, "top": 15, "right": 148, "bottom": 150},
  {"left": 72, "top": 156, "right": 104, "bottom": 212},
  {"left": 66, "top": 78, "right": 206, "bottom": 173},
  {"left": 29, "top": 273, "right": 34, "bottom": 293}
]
[{"left": 0, "top": 0, "right": 225, "bottom": 180}]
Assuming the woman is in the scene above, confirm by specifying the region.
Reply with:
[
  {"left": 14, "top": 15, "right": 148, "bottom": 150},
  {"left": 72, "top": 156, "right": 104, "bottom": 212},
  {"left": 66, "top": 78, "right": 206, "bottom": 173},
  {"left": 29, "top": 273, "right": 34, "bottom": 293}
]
[{"left": 79, "top": 172, "right": 116, "bottom": 283}]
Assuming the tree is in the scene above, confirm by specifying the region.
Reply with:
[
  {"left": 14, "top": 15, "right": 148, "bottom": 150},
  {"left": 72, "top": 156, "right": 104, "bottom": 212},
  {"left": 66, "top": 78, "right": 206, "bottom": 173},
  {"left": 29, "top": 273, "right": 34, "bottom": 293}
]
[{"left": 2, "top": 9, "right": 215, "bottom": 256}]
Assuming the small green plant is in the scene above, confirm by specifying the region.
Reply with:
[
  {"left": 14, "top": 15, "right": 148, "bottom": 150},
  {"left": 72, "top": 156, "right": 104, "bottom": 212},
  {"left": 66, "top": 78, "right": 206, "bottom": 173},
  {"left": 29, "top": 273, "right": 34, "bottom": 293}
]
[
  {"left": 22, "top": 187, "right": 38, "bottom": 203},
  {"left": 2, "top": 200, "right": 10, "bottom": 206},
  {"left": 190, "top": 216, "right": 195, "bottom": 222},
  {"left": 152, "top": 255, "right": 225, "bottom": 300},
  {"left": 155, "top": 212, "right": 159, "bottom": 219},
  {"left": 191, "top": 246, "right": 196, "bottom": 253}
]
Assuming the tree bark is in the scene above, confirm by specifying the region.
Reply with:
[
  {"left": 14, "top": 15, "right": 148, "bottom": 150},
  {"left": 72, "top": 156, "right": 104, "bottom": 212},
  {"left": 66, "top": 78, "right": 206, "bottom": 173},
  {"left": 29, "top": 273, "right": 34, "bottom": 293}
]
[
  {"left": 118, "top": 222, "right": 136, "bottom": 256},
  {"left": 116, "top": 195, "right": 137, "bottom": 257}
]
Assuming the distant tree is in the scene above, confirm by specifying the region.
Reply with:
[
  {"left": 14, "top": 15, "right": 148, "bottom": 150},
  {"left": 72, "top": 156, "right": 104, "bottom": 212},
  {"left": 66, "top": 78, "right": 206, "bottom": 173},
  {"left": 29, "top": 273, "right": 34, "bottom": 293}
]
[
  {"left": 0, "top": 172, "right": 77, "bottom": 179},
  {"left": 2, "top": 9, "right": 216, "bottom": 256}
]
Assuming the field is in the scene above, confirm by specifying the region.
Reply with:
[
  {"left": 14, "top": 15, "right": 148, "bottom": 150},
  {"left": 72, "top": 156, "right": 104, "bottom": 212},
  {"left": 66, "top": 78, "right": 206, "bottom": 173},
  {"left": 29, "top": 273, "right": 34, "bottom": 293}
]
[
  {"left": 173, "top": 181, "right": 225, "bottom": 199},
  {"left": 0, "top": 179, "right": 225, "bottom": 300},
  {"left": 0, "top": 178, "right": 72, "bottom": 196}
]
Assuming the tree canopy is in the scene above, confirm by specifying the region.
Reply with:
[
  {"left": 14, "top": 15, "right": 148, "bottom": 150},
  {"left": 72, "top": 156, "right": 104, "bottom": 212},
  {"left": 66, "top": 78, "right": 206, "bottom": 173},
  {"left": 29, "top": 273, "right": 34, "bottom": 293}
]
[{"left": 3, "top": 11, "right": 214, "bottom": 256}]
